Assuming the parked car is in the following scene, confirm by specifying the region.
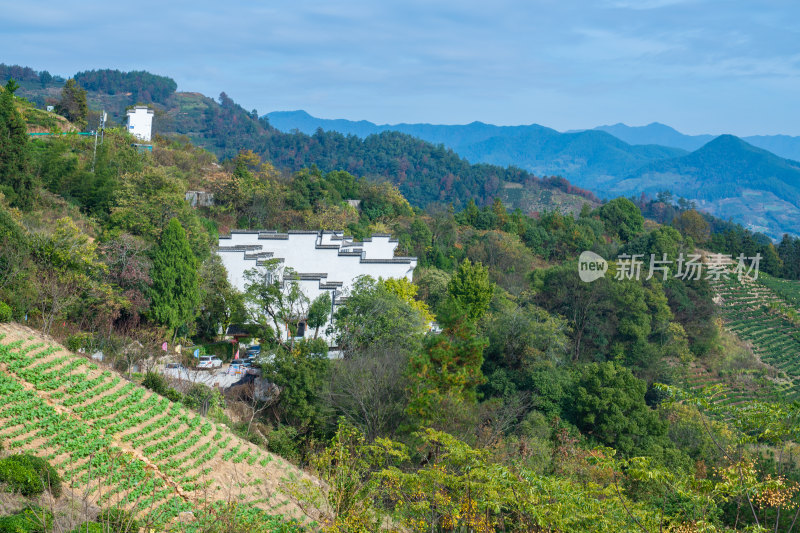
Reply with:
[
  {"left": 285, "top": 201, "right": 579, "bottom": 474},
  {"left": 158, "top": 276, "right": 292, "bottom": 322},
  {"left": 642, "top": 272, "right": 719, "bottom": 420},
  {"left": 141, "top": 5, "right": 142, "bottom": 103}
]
[
  {"left": 197, "top": 355, "right": 223, "bottom": 370},
  {"left": 165, "top": 362, "right": 185, "bottom": 370},
  {"left": 245, "top": 345, "right": 261, "bottom": 357}
]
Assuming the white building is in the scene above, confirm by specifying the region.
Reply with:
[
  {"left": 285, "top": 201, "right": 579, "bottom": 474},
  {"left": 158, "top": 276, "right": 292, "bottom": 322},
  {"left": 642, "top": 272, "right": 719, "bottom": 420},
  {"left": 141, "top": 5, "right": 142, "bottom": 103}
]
[
  {"left": 218, "top": 230, "right": 417, "bottom": 345},
  {"left": 125, "top": 106, "right": 154, "bottom": 142}
]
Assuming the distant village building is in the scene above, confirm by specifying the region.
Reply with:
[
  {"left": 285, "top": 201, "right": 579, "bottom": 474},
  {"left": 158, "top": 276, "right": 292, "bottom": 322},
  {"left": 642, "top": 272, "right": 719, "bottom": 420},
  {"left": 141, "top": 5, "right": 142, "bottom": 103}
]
[
  {"left": 217, "top": 230, "right": 417, "bottom": 345},
  {"left": 125, "top": 106, "right": 154, "bottom": 142},
  {"left": 185, "top": 190, "right": 215, "bottom": 207}
]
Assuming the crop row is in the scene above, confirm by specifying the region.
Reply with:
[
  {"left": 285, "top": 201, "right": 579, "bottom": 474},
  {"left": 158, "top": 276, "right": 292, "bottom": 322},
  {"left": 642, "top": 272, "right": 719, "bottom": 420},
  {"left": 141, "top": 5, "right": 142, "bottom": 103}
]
[{"left": 0, "top": 333, "right": 293, "bottom": 527}]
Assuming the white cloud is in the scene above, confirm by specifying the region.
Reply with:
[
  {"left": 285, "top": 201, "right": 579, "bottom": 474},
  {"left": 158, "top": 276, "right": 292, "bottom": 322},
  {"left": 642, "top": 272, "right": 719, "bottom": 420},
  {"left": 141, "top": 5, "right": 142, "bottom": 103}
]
[{"left": 0, "top": 0, "right": 798, "bottom": 134}]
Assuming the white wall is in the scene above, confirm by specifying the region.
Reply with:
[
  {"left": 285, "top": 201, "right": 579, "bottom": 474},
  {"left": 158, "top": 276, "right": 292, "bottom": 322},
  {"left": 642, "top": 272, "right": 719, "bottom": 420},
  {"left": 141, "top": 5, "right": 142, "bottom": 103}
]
[
  {"left": 126, "top": 106, "right": 154, "bottom": 142},
  {"left": 218, "top": 230, "right": 417, "bottom": 346}
]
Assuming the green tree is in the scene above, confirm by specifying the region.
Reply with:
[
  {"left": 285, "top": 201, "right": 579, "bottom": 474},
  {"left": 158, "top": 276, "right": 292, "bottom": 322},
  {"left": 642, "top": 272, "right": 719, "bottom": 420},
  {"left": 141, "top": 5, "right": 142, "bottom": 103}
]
[
  {"left": 109, "top": 167, "right": 211, "bottom": 259},
  {"left": 623, "top": 225, "right": 684, "bottom": 263},
  {"left": 243, "top": 263, "right": 309, "bottom": 349},
  {"left": 597, "top": 197, "right": 644, "bottom": 242},
  {"left": 482, "top": 302, "right": 571, "bottom": 398},
  {"left": 0, "top": 203, "right": 29, "bottom": 295},
  {"left": 334, "top": 276, "right": 427, "bottom": 356},
  {"left": 406, "top": 307, "right": 488, "bottom": 429},
  {"left": 408, "top": 217, "right": 433, "bottom": 258},
  {"left": 262, "top": 338, "right": 330, "bottom": 431},
  {"left": 0, "top": 79, "right": 35, "bottom": 209},
  {"left": 446, "top": 258, "right": 494, "bottom": 321},
  {"left": 31, "top": 217, "right": 108, "bottom": 334},
  {"left": 196, "top": 254, "right": 245, "bottom": 341},
  {"left": 570, "top": 361, "right": 667, "bottom": 456},
  {"left": 55, "top": 78, "right": 88, "bottom": 128},
  {"left": 533, "top": 264, "right": 613, "bottom": 362},
  {"left": 149, "top": 218, "right": 199, "bottom": 339},
  {"left": 298, "top": 421, "right": 387, "bottom": 531},
  {"left": 414, "top": 267, "right": 451, "bottom": 313},
  {"left": 327, "top": 280, "right": 426, "bottom": 439},
  {"left": 307, "top": 292, "right": 331, "bottom": 339},
  {"left": 375, "top": 428, "right": 662, "bottom": 532}
]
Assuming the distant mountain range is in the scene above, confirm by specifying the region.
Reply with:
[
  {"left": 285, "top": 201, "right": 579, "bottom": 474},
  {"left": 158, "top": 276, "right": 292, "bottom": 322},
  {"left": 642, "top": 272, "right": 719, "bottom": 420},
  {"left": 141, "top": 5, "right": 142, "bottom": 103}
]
[
  {"left": 593, "top": 122, "right": 800, "bottom": 162},
  {"left": 266, "top": 111, "right": 800, "bottom": 238},
  {"left": 266, "top": 111, "right": 687, "bottom": 188},
  {"left": 609, "top": 135, "right": 800, "bottom": 237}
]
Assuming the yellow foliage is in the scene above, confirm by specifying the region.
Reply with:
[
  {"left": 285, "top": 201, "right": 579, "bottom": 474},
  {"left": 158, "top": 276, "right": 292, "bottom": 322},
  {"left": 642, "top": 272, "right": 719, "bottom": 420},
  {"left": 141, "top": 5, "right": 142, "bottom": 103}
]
[{"left": 381, "top": 278, "right": 435, "bottom": 323}]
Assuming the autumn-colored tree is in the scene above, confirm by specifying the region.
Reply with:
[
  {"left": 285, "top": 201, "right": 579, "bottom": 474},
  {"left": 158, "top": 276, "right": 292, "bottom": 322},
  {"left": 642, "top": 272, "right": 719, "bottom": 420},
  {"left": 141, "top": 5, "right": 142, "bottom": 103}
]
[
  {"left": 674, "top": 209, "right": 710, "bottom": 244},
  {"left": 381, "top": 277, "right": 434, "bottom": 323}
]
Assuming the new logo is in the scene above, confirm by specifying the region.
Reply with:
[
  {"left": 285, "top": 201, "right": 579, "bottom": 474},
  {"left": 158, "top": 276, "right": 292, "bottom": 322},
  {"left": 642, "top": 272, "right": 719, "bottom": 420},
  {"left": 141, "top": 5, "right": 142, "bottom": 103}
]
[{"left": 578, "top": 251, "right": 607, "bottom": 282}]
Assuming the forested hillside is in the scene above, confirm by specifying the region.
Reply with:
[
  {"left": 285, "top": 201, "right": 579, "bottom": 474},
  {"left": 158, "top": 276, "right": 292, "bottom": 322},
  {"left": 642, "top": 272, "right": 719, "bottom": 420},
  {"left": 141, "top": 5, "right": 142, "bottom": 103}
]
[
  {"left": 2, "top": 65, "right": 594, "bottom": 214},
  {"left": 266, "top": 109, "right": 688, "bottom": 189},
  {"left": 7, "top": 65, "right": 800, "bottom": 237},
  {"left": 268, "top": 110, "right": 800, "bottom": 238},
  {"left": 3, "top": 72, "right": 800, "bottom": 532}
]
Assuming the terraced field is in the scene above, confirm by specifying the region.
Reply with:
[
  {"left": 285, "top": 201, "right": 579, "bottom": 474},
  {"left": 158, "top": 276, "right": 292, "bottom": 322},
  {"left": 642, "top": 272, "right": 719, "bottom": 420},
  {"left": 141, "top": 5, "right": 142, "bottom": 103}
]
[
  {"left": 681, "top": 359, "right": 793, "bottom": 409},
  {"left": 759, "top": 273, "right": 800, "bottom": 310},
  {"left": 710, "top": 275, "right": 800, "bottom": 402},
  {"left": 0, "top": 323, "right": 311, "bottom": 531}
]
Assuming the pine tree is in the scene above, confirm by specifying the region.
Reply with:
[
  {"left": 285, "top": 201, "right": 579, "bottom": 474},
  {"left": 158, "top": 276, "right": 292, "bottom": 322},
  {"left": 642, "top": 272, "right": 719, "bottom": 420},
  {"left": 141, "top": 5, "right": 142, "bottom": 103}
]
[
  {"left": 55, "top": 78, "right": 88, "bottom": 128},
  {"left": 149, "top": 218, "right": 199, "bottom": 338},
  {"left": 406, "top": 313, "right": 488, "bottom": 426},
  {"left": 0, "top": 79, "right": 34, "bottom": 209}
]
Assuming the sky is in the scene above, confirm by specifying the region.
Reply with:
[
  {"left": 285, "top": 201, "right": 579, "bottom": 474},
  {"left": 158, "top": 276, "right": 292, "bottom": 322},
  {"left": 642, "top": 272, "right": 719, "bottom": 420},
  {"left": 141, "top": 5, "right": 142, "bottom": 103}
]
[{"left": 2, "top": 0, "right": 799, "bottom": 136}]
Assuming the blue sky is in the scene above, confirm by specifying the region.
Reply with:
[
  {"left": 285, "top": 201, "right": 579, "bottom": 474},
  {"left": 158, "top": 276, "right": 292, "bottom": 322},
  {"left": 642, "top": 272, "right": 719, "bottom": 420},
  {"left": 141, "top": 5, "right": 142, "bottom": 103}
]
[{"left": 2, "top": 0, "right": 799, "bottom": 135}]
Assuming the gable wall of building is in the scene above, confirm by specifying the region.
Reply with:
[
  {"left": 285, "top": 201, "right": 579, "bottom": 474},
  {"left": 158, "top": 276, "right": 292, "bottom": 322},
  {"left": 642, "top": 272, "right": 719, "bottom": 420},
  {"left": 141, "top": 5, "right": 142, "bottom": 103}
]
[{"left": 217, "top": 230, "right": 416, "bottom": 346}]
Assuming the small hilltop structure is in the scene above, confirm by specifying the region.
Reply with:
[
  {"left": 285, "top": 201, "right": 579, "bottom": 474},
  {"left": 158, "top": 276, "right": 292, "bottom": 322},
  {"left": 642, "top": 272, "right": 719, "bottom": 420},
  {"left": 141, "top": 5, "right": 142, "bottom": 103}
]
[{"left": 125, "top": 105, "right": 154, "bottom": 142}]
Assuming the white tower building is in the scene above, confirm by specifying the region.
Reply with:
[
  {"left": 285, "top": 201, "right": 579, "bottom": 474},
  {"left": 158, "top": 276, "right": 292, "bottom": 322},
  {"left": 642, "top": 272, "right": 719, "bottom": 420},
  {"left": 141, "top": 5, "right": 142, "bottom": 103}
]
[{"left": 125, "top": 106, "right": 154, "bottom": 142}]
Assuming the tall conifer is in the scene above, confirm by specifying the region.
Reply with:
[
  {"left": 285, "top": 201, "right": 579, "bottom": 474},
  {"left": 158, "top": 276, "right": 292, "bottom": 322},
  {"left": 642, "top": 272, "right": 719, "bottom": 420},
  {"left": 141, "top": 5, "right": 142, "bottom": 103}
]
[
  {"left": 0, "top": 79, "right": 34, "bottom": 209},
  {"left": 150, "top": 218, "right": 199, "bottom": 339}
]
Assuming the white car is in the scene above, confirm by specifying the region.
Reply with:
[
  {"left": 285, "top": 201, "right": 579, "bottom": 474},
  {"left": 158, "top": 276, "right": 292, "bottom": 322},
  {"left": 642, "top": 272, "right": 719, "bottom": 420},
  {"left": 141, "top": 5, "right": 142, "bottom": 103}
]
[{"left": 197, "top": 355, "right": 223, "bottom": 370}]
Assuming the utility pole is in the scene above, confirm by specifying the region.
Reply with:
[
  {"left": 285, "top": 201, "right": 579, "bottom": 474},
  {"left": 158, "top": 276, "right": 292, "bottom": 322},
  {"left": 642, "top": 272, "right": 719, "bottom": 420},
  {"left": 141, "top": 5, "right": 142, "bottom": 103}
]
[{"left": 91, "top": 110, "right": 107, "bottom": 172}]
